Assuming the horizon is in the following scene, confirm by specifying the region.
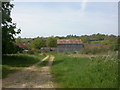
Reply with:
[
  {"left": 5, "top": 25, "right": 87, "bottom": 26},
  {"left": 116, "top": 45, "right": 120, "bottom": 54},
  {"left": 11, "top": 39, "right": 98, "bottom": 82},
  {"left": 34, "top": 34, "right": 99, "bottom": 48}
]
[
  {"left": 11, "top": 2, "right": 118, "bottom": 38},
  {"left": 15, "top": 33, "right": 118, "bottom": 39}
]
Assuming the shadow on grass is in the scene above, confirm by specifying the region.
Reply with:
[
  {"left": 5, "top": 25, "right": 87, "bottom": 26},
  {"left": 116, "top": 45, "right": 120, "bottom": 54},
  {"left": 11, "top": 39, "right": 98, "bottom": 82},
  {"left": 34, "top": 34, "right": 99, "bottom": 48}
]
[
  {"left": 38, "top": 61, "right": 48, "bottom": 67},
  {"left": 2, "top": 54, "right": 44, "bottom": 79},
  {"left": 2, "top": 54, "right": 40, "bottom": 67}
]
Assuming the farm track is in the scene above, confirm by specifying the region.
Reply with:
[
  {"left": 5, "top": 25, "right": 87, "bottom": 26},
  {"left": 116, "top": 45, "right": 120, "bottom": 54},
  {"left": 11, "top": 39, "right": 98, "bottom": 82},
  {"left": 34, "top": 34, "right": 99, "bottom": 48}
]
[{"left": 2, "top": 55, "right": 55, "bottom": 88}]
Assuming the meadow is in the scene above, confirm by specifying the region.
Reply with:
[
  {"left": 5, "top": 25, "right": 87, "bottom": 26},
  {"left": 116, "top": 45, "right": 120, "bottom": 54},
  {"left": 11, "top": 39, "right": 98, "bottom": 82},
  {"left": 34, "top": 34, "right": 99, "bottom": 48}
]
[
  {"left": 51, "top": 52, "right": 118, "bottom": 88},
  {"left": 2, "top": 54, "right": 46, "bottom": 79},
  {"left": 1, "top": 51, "right": 119, "bottom": 88}
]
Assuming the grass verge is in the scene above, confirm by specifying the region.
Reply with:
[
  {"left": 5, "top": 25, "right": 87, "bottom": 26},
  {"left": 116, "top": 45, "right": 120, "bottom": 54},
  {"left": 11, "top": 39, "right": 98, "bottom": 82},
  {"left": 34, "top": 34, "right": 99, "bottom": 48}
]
[
  {"left": 51, "top": 53, "right": 118, "bottom": 88},
  {"left": 2, "top": 54, "right": 46, "bottom": 79},
  {"left": 37, "top": 57, "right": 49, "bottom": 67}
]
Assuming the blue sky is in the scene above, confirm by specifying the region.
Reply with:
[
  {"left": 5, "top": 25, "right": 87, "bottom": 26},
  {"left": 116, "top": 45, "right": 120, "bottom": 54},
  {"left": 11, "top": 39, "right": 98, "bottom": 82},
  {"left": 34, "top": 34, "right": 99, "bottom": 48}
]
[{"left": 11, "top": 2, "right": 118, "bottom": 38}]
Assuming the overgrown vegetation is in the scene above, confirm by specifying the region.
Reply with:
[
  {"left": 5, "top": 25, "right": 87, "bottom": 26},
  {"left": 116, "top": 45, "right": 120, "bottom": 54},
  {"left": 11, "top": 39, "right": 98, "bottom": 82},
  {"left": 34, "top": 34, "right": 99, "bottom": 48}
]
[
  {"left": 28, "top": 37, "right": 45, "bottom": 50},
  {"left": 80, "top": 46, "right": 109, "bottom": 55},
  {"left": 51, "top": 52, "right": 118, "bottom": 88},
  {"left": 15, "top": 33, "right": 118, "bottom": 52},
  {"left": 2, "top": 2, "right": 21, "bottom": 54},
  {"left": 2, "top": 54, "right": 46, "bottom": 78}
]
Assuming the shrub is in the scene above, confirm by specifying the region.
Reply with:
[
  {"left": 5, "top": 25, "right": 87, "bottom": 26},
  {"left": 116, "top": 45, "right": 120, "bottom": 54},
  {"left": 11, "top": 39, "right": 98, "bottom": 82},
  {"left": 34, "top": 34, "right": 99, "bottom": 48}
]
[{"left": 3, "top": 43, "right": 23, "bottom": 54}]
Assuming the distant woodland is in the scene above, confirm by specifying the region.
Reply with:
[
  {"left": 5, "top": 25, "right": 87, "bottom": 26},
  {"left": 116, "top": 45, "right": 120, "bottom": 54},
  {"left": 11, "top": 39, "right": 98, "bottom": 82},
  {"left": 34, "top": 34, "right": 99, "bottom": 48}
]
[
  {"left": 2, "top": 2, "right": 119, "bottom": 54},
  {"left": 15, "top": 33, "right": 118, "bottom": 50}
]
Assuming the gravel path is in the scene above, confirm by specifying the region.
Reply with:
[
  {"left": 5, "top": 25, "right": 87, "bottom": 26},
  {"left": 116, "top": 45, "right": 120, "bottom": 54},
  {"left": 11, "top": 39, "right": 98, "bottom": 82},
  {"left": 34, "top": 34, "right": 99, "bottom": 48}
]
[{"left": 2, "top": 55, "right": 55, "bottom": 88}]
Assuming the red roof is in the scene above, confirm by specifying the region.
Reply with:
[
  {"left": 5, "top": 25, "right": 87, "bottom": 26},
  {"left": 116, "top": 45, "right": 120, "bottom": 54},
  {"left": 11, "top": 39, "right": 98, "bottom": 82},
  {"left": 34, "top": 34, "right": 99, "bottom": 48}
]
[
  {"left": 16, "top": 43, "right": 27, "bottom": 48},
  {"left": 57, "top": 40, "right": 83, "bottom": 44}
]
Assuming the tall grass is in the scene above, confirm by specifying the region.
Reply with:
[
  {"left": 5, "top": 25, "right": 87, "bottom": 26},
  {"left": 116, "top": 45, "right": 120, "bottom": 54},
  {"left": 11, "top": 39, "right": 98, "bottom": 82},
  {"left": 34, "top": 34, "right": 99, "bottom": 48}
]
[
  {"left": 80, "top": 46, "right": 109, "bottom": 55},
  {"left": 2, "top": 54, "right": 46, "bottom": 67},
  {"left": 51, "top": 52, "right": 118, "bottom": 88}
]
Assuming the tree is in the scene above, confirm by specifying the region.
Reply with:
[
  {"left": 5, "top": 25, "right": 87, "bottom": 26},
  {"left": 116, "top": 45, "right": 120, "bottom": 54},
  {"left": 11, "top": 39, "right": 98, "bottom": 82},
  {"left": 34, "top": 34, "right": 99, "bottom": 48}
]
[
  {"left": 16, "top": 36, "right": 22, "bottom": 43},
  {"left": 29, "top": 37, "right": 44, "bottom": 49},
  {"left": 2, "top": 2, "right": 21, "bottom": 54},
  {"left": 46, "top": 37, "right": 57, "bottom": 47}
]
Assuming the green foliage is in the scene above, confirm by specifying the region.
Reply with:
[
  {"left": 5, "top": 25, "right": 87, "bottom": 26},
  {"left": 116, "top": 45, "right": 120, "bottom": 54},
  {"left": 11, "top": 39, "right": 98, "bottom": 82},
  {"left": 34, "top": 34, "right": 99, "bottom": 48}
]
[
  {"left": 2, "top": 54, "right": 46, "bottom": 78},
  {"left": 3, "top": 54, "right": 39, "bottom": 67},
  {"left": 14, "top": 33, "right": 118, "bottom": 51},
  {"left": 90, "top": 40, "right": 108, "bottom": 45},
  {"left": 29, "top": 37, "right": 45, "bottom": 49},
  {"left": 37, "top": 57, "right": 49, "bottom": 67},
  {"left": 80, "top": 46, "right": 109, "bottom": 55},
  {"left": 63, "top": 33, "right": 118, "bottom": 45},
  {"left": 15, "top": 36, "right": 22, "bottom": 43},
  {"left": 110, "top": 45, "right": 119, "bottom": 51},
  {"left": 4, "top": 43, "right": 23, "bottom": 54},
  {"left": 51, "top": 53, "right": 118, "bottom": 88},
  {"left": 46, "top": 37, "right": 57, "bottom": 47},
  {"left": 2, "top": 2, "right": 21, "bottom": 54},
  {"left": 15, "top": 37, "right": 32, "bottom": 43}
]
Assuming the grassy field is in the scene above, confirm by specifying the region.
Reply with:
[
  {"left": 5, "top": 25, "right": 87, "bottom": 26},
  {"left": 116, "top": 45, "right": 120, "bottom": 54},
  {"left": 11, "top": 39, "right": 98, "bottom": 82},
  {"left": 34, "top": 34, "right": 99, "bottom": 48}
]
[
  {"left": 51, "top": 52, "right": 118, "bottom": 88},
  {"left": 2, "top": 54, "right": 46, "bottom": 79}
]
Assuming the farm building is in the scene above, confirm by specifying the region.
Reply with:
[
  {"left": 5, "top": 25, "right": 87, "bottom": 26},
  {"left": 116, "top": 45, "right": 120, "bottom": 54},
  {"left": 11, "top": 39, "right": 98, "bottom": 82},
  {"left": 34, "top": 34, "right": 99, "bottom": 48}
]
[
  {"left": 41, "top": 47, "right": 56, "bottom": 52},
  {"left": 15, "top": 43, "right": 27, "bottom": 50},
  {"left": 57, "top": 40, "right": 83, "bottom": 53}
]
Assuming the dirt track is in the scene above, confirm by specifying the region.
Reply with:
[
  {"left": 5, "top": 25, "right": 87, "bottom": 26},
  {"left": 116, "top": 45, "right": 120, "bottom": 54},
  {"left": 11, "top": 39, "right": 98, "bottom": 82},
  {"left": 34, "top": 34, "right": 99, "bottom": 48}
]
[{"left": 2, "top": 55, "right": 55, "bottom": 88}]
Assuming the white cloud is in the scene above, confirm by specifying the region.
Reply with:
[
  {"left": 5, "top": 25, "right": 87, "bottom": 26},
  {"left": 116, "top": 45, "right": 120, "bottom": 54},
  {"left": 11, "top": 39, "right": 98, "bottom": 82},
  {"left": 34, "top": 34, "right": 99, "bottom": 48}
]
[{"left": 80, "top": 0, "right": 87, "bottom": 12}]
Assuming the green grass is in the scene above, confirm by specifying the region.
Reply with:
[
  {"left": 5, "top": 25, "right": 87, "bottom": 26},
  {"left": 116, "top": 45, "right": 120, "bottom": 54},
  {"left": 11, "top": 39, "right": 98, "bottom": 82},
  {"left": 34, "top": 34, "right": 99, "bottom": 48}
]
[
  {"left": 51, "top": 53, "right": 118, "bottom": 88},
  {"left": 37, "top": 57, "right": 49, "bottom": 67},
  {"left": 2, "top": 65, "right": 19, "bottom": 79},
  {"left": 2, "top": 54, "right": 46, "bottom": 79}
]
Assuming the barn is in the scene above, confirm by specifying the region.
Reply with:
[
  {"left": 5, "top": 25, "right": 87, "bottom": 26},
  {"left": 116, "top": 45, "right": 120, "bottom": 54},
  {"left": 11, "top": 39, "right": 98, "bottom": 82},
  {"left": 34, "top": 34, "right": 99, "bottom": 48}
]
[
  {"left": 57, "top": 40, "right": 83, "bottom": 53},
  {"left": 15, "top": 43, "right": 27, "bottom": 50}
]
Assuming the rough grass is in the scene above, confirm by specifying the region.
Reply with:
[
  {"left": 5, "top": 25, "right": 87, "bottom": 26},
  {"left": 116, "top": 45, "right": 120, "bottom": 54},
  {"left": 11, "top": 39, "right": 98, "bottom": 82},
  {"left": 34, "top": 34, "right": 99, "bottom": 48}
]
[
  {"left": 2, "top": 54, "right": 46, "bottom": 79},
  {"left": 37, "top": 57, "right": 49, "bottom": 67},
  {"left": 2, "top": 65, "right": 20, "bottom": 79},
  {"left": 51, "top": 52, "right": 118, "bottom": 88}
]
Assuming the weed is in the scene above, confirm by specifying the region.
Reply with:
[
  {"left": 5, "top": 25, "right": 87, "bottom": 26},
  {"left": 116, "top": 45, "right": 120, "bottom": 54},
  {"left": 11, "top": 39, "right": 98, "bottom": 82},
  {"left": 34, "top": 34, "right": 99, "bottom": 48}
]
[{"left": 51, "top": 52, "right": 118, "bottom": 88}]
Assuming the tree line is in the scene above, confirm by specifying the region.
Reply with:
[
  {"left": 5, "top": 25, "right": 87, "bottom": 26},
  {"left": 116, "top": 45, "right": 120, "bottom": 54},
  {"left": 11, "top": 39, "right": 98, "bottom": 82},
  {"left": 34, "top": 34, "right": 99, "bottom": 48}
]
[
  {"left": 15, "top": 33, "right": 118, "bottom": 51},
  {"left": 2, "top": 1, "right": 119, "bottom": 54}
]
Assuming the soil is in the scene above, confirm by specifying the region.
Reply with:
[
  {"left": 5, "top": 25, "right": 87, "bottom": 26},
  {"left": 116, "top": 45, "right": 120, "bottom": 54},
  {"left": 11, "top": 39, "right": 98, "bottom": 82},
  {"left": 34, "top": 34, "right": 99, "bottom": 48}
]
[{"left": 2, "top": 55, "right": 55, "bottom": 88}]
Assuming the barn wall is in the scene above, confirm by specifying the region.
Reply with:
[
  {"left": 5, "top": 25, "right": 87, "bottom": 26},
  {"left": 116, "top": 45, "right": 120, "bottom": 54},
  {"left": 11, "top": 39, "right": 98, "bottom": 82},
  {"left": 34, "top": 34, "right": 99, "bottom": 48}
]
[{"left": 57, "top": 44, "right": 83, "bottom": 53}]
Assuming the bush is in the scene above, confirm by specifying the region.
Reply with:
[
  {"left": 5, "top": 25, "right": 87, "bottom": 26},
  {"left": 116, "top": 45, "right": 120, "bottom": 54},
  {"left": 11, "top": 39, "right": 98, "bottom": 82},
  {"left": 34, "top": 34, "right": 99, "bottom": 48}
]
[
  {"left": 3, "top": 43, "right": 23, "bottom": 54},
  {"left": 110, "top": 45, "right": 119, "bottom": 51}
]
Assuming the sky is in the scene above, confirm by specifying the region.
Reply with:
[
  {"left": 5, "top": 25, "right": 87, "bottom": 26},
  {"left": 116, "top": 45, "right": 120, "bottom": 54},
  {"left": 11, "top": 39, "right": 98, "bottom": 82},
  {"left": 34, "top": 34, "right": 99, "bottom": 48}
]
[{"left": 11, "top": 1, "right": 118, "bottom": 38}]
